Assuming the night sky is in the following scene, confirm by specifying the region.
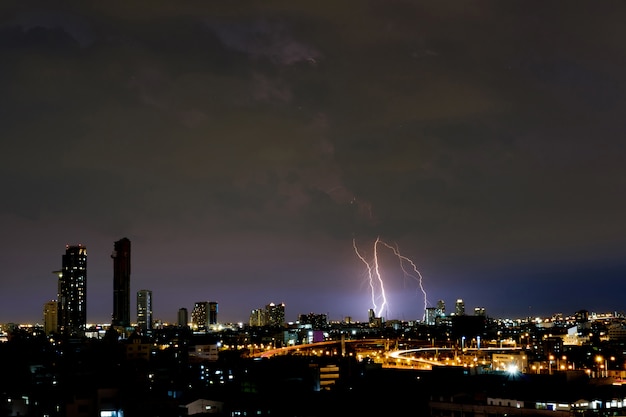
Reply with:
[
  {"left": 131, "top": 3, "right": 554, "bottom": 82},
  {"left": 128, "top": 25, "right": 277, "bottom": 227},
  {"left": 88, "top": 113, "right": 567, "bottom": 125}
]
[{"left": 2, "top": 1, "right": 626, "bottom": 325}]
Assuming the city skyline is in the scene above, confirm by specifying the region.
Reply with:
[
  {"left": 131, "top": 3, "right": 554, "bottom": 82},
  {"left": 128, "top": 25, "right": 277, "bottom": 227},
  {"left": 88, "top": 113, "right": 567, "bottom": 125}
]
[
  {"left": 2, "top": 2, "right": 626, "bottom": 324},
  {"left": 15, "top": 237, "right": 626, "bottom": 326}
]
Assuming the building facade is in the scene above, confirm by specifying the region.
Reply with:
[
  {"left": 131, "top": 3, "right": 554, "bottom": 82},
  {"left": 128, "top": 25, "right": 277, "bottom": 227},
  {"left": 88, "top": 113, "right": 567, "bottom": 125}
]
[
  {"left": 266, "top": 303, "right": 285, "bottom": 327},
  {"left": 111, "top": 238, "right": 131, "bottom": 328},
  {"left": 249, "top": 308, "right": 263, "bottom": 327},
  {"left": 43, "top": 300, "right": 58, "bottom": 336},
  {"left": 248, "top": 303, "right": 286, "bottom": 327},
  {"left": 208, "top": 301, "right": 218, "bottom": 325},
  {"left": 425, "top": 307, "right": 438, "bottom": 326},
  {"left": 57, "top": 244, "right": 87, "bottom": 337},
  {"left": 137, "top": 289, "right": 152, "bottom": 332},
  {"left": 178, "top": 308, "right": 188, "bottom": 328},
  {"left": 436, "top": 299, "right": 446, "bottom": 316},
  {"left": 455, "top": 299, "right": 465, "bottom": 316},
  {"left": 192, "top": 302, "right": 209, "bottom": 331}
]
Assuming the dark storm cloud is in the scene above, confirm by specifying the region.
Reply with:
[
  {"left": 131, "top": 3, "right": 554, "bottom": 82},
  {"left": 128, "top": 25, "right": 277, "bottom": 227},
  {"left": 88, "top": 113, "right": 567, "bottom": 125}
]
[{"left": 208, "top": 19, "right": 322, "bottom": 66}]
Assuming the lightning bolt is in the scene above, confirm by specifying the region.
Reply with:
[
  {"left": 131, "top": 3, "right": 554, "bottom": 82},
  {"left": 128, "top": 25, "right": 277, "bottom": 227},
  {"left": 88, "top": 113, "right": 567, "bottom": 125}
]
[
  {"left": 378, "top": 240, "right": 428, "bottom": 321},
  {"left": 353, "top": 236, "right": 428, "bottom": 321},
  {"left": 352, "top": 237, "right": 387, "bottom": 317}
]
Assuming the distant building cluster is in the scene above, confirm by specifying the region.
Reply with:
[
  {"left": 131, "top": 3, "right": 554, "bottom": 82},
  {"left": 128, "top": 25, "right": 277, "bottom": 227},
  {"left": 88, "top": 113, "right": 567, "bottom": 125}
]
[
  {"left": 43, "top": 239, "right": 307, "bottom": 338},
  {"left": 43, "top": 238, "right": 229, "bottom": 337},
  {"left": 424, "top": 298, "right": 487, "bottom": 327},
  {"left": 298, "top": 313, "right": 328, "bottom": 329},
  {"left": 249, "top": 302, "right": 285, "bottom": 327}
]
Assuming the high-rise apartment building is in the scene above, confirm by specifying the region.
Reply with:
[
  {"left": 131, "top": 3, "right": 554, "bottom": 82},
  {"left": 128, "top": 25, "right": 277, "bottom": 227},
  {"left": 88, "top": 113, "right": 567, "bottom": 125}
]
[
  {"left": 137, "top": 289, "right": 152, "bottom": 332},
  {"left": 368, "top": 308, "right": 376, "bottom": 323},
  {"left": 178, "top": 308, "right": 188, "bottom": 328},
  {"left": 111, "top": 238, "right": 131, "bottom": 328},
  {"left": 436, "top": 299, "right": 446, "bottom": 316},
  {"left": 192, "top": 302, "right": 209, "bottom": 331},
  {"left": 56, "top": 244, "right": 87, "bottom": 337},
  {"left": 43, "top": 300, "right": 58, "bottom": 336},
  {"left": 208, "top": 301, "right": 218, "bottom": 325},
  {"left": 455, "top": 299, "right": 465, "bottom": 316},
  {"left": 266, "top": 302, "right": 285, "bottom": 327},
  {"left": 474, "top": 307, "right": 486, "bottom": 317},
  {"left": 249, "top": 308, "right": 263, "bottom": 327},
  {"left": 425, "top": 307, "right": 438, "bottom": 326},
  {"left": 248, "top": 303, "right": 286, "bottom": 327}
]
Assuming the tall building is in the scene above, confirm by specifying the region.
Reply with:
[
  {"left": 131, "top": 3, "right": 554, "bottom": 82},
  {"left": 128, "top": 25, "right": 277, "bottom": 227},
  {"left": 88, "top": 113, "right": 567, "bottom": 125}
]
[
  {"left": 56, "top": 244, "right": 87, "bottom": 337},
  {"left": 137, "top": 289, "right": 153, "bottom": 332},
  {"left": 208, "top": 301, "right": 218, "bottom": 325},
  {"left": 266, "top": 302, "right": 285, "bottom": 327},
  {"left": 111, "top": 238, "right": 131, "bottom": 328},
  {"left": 368, "top": 308, "right": 376, "bottom": 323},
  {"left": 298, "top": 313, "right": 328, "bottom": 329},
  {"left": 178, "top": 308, "right": 188, "bottom": 328},
  {"left": 474, "top": 307, "right": 486, "bottom": 317},
  {"left": 455, "top": 299, "right": 465, "bottom": 316},
  {"left": 425, "top": 307, "right": 438, "bottom": 326},
  {"left": 436, "top": 299, "right": 446, "bottom": 316},
  {"left": 192, "top": 302, "right": 209, "bottom": 331},
  {"left": 249, "top": 308, "right": 263, "bottom": 327},
  {"left": 248, "top": 303, "right": 285, "bottom": 327},
  {"left": 43, "top": 300, "right": 58, "bottom": 336}
]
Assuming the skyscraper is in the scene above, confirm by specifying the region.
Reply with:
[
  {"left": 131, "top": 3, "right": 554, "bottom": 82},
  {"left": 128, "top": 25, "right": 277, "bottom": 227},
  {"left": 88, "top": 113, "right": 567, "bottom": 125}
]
[
  {"left": 57, "top": 244, "right": 87, "bottom": 337},
  {"left": 266, "top": 302, "right": 285, "bottom": 327},
  {"left": 436, "top": 299, "right": 446, "bottom": 316},
  {"left": 43, "top": 300, "right": 58, "bottom": 336},
  {"left": 455, "top": 299, "right": 465, "bottom": 316},
  {"left": 249, "top": 308, "right": 263, "bottom": 327},
  {"left": 178, "top": 308, "right": 188, "bottom": 328},
  {"left": 111, "top": 238, "right": 131, "bottom": 328},
  {"left": 137, "top": 289, "right": 152, "bottom": 332},
  {"left": 209, "top": 301, "right": 218, "bottom": 325},
  {"left": 192, "top": 302, "right": 209, "bottom": 331},
  {"left": 425, "top": 307, "right": 438, "bottom": 326}
]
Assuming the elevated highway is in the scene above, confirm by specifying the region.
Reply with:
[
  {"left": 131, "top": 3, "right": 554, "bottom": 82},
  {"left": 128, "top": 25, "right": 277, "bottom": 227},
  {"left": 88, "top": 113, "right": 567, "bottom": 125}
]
[{"left": 249, "top": 339, "right": 524, "bottom": 371}]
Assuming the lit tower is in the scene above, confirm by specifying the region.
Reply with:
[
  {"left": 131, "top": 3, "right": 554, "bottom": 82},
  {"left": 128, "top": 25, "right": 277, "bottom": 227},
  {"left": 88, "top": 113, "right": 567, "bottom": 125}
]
[
  {"left": 111, "top": 238, "right": 131, "bottom": 328},
  {"left": 455, "top": 299, "right": 465, "bottom": 316},
  {"left": 137, "top": 289, "right": 153, "bottom": 332},
  {"left": 56, "top": 244, "right": 87, "bottom": 337},
  {"left": 192, "top": 302, "right": 209, "bottom": 331},
  {"left": 436, "top": 299, "right": 446, "bottom": 316},
  {"left": 265, "top": 302, "right": 285, "bottom": 327}
]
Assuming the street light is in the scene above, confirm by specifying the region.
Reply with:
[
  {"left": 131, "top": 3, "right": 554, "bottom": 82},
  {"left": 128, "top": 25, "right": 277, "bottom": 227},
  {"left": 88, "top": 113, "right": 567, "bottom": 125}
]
[{"left": 595, "top": 355, "right": 604, "bottom": 378}]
